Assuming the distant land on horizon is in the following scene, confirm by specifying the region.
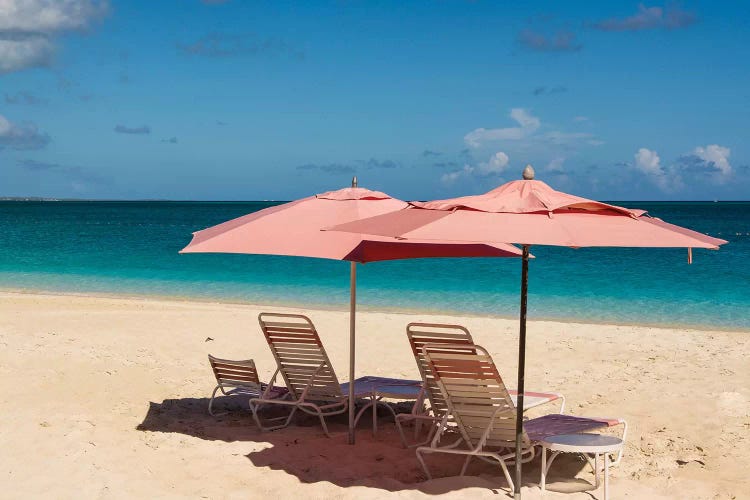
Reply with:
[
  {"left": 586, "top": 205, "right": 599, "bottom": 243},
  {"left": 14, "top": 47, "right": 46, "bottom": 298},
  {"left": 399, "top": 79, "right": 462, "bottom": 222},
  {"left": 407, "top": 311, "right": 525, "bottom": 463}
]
[{"left": 1, "top": 197, "right": 748, "bottom": 204}]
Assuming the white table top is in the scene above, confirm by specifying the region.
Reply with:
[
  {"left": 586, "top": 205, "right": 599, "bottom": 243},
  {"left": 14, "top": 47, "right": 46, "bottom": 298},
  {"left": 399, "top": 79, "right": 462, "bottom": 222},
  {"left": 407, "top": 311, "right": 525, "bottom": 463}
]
[{"left": 541, "top": 433, "right": 623, "bottom": 453}]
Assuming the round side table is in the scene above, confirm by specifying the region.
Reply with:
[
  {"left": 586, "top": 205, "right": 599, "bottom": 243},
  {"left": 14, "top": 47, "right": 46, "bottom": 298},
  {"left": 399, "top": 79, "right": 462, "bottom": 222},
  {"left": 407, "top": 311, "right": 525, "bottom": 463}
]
[{"left": 540, "top": 433, "right": 623, "bottom": 500}]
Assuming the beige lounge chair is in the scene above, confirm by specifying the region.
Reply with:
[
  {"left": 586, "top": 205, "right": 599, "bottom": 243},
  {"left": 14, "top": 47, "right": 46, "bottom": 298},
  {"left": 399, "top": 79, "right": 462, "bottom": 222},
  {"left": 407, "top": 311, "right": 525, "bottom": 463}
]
[
  {"left": 250, "top": 313, "right": 348, "bottom": 437},
  {"left": 208, "top": 355, "right": 287, "bottom": 416},
  {"left": 395, "top": 323, "right": 565, "bottom": 447},
  {"left": 416, "top": 344, "right": 626, "bottom": 492}
]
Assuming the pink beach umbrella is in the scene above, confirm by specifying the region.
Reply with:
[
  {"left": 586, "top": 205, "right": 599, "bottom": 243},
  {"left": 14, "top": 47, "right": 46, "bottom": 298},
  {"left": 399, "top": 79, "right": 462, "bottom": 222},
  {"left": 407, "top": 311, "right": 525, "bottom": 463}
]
[
  {"left": 327, "top": 166, "right": 727, "bottom": 498},
  {"left": 180, "top": 178, "right": 524, "bottom": 444}
]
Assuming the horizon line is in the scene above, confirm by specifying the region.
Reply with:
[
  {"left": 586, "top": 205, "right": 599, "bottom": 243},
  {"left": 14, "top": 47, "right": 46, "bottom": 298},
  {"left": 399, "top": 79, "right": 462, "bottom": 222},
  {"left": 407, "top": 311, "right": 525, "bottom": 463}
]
[{"left": 1, "top": 197, "right": 749, "bottom": 203}]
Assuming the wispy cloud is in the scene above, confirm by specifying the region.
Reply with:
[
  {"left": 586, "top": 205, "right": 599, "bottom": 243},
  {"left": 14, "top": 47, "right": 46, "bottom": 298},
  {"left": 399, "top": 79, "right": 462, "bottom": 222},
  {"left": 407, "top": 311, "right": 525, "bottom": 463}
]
[
  {"left": 532, "top": 85, "right": 567, "bottom": 96},
  {"left": 0, "top": 114, "right": 51, "bottom": 150},
  {"left": 432, "top": 161, "right": 459, "bottom": 169},
  {"left": 114, "top": 124, "right": 151, "bottom": 135},
  {"left": 463, "top": 107, "right": 604, "bottom": 166},
  {"left": 594, "top": 4, "right": 697, "bottom": 32},
  {"left": 17, "top": 158, "right": 108, "bottom": 191},
  {"left": 361, "top": 158, "right": 398, "bottom": 169},
  {"left": 422, "top": 150, "right": 442, "bottom": 157},
  {"left": 5, "top": 91, "right": 47, "bottom": 105},
  {"left": 296, "top": 158, "right": 399, "bottom": 175},
  {"left": 518, "top": 29, "right": 582, "bottom": 52},
  {"left": 464, "top": 108, "right": 541, "bottom": 147},
  {"left": 296, "top": 163, "right": 356, "bottom": 174},
  {"left": 0, "top": 0, "right": 109, "bottom": 74},
  {"left": 177, "top": 33, "right": 304, "bottom": 60},
  {"left": 441, "top": 151, "right": 510, "bottom": 185},
  {"left": 161, "top": 137, "right": 178, "bottom": 144}
]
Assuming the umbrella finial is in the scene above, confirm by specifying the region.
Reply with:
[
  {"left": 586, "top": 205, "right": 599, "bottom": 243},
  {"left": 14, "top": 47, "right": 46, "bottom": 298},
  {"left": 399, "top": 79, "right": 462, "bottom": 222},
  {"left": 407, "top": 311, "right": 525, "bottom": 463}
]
[
  {"left": 522, "top": 164, "right": 535, "bottom": 180},
  {"left": 352, "top": 176, "right": 358, "bottom": 188}
]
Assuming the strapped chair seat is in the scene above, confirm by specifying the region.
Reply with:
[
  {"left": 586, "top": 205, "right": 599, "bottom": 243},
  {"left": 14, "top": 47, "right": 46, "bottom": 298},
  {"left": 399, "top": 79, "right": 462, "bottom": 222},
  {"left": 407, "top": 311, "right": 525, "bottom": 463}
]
[
  {"left": 208, "top": 355, "right": 288, "bottom": 416},
  {"left": 396, "top": 323, "right": 565, "bottom": 448},
  {"left": 416, "top": 344, "right": 626, "bottom": 493}
]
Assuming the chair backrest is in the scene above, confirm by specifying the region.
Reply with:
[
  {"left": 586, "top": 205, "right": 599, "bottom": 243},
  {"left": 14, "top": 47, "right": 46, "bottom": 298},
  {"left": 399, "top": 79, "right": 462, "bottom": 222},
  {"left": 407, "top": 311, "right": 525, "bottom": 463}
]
[
  {"left": 258, "top": 312, "right": 342, "bottom": 402},
  {"left": 424, "top": 343, "right": 531, "bottom": 450},
  {"left": 208, "top": 355, "right": 260, "bottom": 387},
  {"left": 406, "top": 322, "right": 475, "bottom": 417}
]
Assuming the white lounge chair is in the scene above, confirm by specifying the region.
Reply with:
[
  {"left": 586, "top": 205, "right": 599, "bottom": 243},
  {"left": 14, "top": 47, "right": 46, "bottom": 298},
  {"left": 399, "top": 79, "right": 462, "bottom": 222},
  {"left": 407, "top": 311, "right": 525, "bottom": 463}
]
[
  {"left": 416, "top": 344, "right": 626, "bottom": 492},
  {"left": 395, "top": 323, "right": 565, "bottom": 448},
  {"left": 207, "top": 354, "right": 287, "bottom": 416},
  {"left": 250, "top": 313, "right": 351, "bottom": 437}
]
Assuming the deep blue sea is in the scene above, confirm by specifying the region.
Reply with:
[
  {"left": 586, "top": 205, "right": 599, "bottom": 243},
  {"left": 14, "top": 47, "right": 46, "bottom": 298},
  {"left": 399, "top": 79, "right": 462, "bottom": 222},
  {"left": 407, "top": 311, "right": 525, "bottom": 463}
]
[{"left": 0, "top": 201, "right": 747, "bottom": 329}]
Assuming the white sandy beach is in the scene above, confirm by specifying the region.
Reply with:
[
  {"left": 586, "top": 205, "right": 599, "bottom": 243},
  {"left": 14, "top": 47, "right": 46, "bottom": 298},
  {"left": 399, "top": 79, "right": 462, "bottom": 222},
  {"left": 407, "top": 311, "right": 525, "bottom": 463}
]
[{"left": 0, "top": 291, "right": 748, "bottom": 499}]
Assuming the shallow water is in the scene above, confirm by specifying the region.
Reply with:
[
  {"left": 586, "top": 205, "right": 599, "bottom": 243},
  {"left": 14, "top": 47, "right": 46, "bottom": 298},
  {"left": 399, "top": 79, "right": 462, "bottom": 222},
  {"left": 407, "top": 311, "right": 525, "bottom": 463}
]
[{"left": 0, "top": 200, "right": 747, "bottom": 329}]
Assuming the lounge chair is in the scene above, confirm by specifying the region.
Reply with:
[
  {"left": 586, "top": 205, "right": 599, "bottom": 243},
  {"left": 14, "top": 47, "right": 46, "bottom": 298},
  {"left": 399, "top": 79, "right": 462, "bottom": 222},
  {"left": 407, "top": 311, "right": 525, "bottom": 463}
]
[
  {"left": 395, "top": 323, "right": 565, "bottom": 447},
  {"left": 207, "top": 354, "right": 288, "bottom": 416},
  {"left": 416, "top": 344, "right": 626, "bottom": 492},
  {"left": 250, "top": 313, "right": 349, "bottom": 437}
]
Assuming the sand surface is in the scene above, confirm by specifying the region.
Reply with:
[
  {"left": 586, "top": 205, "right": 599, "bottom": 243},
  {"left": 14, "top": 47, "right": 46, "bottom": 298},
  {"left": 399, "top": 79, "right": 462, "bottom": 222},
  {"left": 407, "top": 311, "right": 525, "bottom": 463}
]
[{"left": 0, "top": 291, "right": 748, "bottom": 499}]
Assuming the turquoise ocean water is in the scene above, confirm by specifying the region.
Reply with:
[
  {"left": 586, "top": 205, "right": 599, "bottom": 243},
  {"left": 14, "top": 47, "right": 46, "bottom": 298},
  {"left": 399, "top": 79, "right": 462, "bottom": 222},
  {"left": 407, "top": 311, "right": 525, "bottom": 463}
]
[{"left": 0, "top": 200, "right": 747, "bottom": 330}]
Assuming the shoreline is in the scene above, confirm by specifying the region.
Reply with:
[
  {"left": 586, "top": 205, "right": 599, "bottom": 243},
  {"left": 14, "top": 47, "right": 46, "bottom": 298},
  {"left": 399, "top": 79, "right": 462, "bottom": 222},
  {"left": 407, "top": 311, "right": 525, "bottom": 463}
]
[{"left": 1, "top": 286, "right": 747, "bottom": 334}]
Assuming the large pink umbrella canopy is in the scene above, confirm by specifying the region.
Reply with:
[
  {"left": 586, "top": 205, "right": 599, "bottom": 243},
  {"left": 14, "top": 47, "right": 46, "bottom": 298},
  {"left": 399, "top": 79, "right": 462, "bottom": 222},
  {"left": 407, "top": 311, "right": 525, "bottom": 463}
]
[
  {"left": 182, "top": 186, "right": 524, "bottom": 261},
  {"left": 327, "top": 169, "right": 727, "bottom": 497},
  {"left": 327, "top": 178, "right": 726, "bottom": 250},
  {"left": 181, "top": 183, "right": 523, "bottom": 445}
]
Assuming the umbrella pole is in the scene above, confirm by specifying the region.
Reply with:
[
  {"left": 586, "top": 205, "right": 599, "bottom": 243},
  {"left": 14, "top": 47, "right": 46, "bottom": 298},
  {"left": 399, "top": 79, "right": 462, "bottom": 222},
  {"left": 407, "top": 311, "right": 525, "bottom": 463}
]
[
  {"left": 514, "top": 244, "right": 530, "bottom": 499},
  {"left": 348, "top": 261, "right": 357, "bottom": 445}
]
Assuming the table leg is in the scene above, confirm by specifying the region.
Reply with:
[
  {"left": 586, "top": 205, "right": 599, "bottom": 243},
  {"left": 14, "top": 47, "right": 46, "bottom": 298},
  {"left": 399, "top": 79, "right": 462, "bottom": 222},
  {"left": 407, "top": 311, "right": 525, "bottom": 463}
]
[
  {"left": 540, "top": 445, "right": 547, "bottom": 495},
  {"left": 594, "top": 453, "right": 600, "bottom": 488},
  {"left": 604, "top": 452, "right": 610, "bottom": 500},
  {"left": 372, "top": 390, "right": 377, "bottom": 437}
]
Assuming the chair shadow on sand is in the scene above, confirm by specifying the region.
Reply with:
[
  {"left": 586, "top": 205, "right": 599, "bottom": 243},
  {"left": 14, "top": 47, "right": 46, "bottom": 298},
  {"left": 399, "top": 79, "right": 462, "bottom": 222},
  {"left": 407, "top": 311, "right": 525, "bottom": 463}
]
[{"left": 136, "top": 396, "right": 597, "bottom": 497}]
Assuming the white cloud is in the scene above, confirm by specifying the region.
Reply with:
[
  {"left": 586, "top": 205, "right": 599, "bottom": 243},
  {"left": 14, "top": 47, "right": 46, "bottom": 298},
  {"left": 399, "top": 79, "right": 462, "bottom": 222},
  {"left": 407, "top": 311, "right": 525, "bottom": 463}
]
[
  {"left": 0, "top": 0, "right": 109, "bottom": 32},
  {"left": 464, "top": 108, "right": 540, "bottom": 147},
  {"left": 634, "top": 147, "right": 681, "bottom": 192},
  {"left": 635, "top": 148, "right": 661, "bottom": 175},
  {"left": 572, "top": 116, "right": 589, "bottom": 122},
  {"left": 692, "top": 144, "right": 732, "bottom": 180},
  {"left": 441, "top": 164, "right": 473, "bottom": 185},
  {"left": 0, "top": 35, "right": 53, "bottom": 73},
  {"left": 0, "top": 0, "right": 108, "bottom": 74},
  {"left": 0, "top": 113, "right": 51, "bottom": 149},
  {"left": 477, "top": 151, "right": 509, "bottom": 175}
]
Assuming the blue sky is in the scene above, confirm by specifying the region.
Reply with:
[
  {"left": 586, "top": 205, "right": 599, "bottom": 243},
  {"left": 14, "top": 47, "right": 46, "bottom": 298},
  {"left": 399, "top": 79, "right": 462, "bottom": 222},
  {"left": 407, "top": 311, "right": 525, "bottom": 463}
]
[{"left": 1, "top": 0, "right": 748, "bottom": 200}]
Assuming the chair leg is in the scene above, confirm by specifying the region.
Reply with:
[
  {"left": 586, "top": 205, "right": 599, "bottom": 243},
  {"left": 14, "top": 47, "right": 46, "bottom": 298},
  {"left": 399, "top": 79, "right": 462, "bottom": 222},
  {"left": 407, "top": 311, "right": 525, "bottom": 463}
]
[
  {"left": 415, "top": 447, "right": 433, "bottom": 480},
  {"left": 208, "top": 385, "right": 228, "bottom": 416},
  {"left": 395, "top": 414, "right": 410, "bottom": 448},
  {"left": 460, "top": 455, "right": 473, "bottom": 476},
  {"left": 316, "top": 409, "right": 332, "bottom": 438},
  {"left": 249, "top": 400, "right": 298, "bottom": 432},
  {"left": 495, "top": 456, "right": 514, "bottom": 493}
]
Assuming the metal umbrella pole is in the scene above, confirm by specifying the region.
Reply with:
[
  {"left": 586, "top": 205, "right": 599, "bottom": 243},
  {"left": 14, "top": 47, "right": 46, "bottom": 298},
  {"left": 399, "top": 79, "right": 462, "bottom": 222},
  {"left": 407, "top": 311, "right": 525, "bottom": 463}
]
[
  {"left": 514, "top": 244, "right": 530, "bottom": 499},
  {"left": 348, "top": 175, "right": 359, "bottom": 445},
  {"left": 348, "top": 260, "right": 357, "bottom": 444}
]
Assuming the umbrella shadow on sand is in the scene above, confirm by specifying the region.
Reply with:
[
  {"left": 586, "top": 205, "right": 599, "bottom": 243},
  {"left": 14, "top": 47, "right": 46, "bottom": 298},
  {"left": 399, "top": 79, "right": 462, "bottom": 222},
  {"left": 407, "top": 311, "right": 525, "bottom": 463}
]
[{"left": 136, "top": 396, "right": 598, "bottom": 497}]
